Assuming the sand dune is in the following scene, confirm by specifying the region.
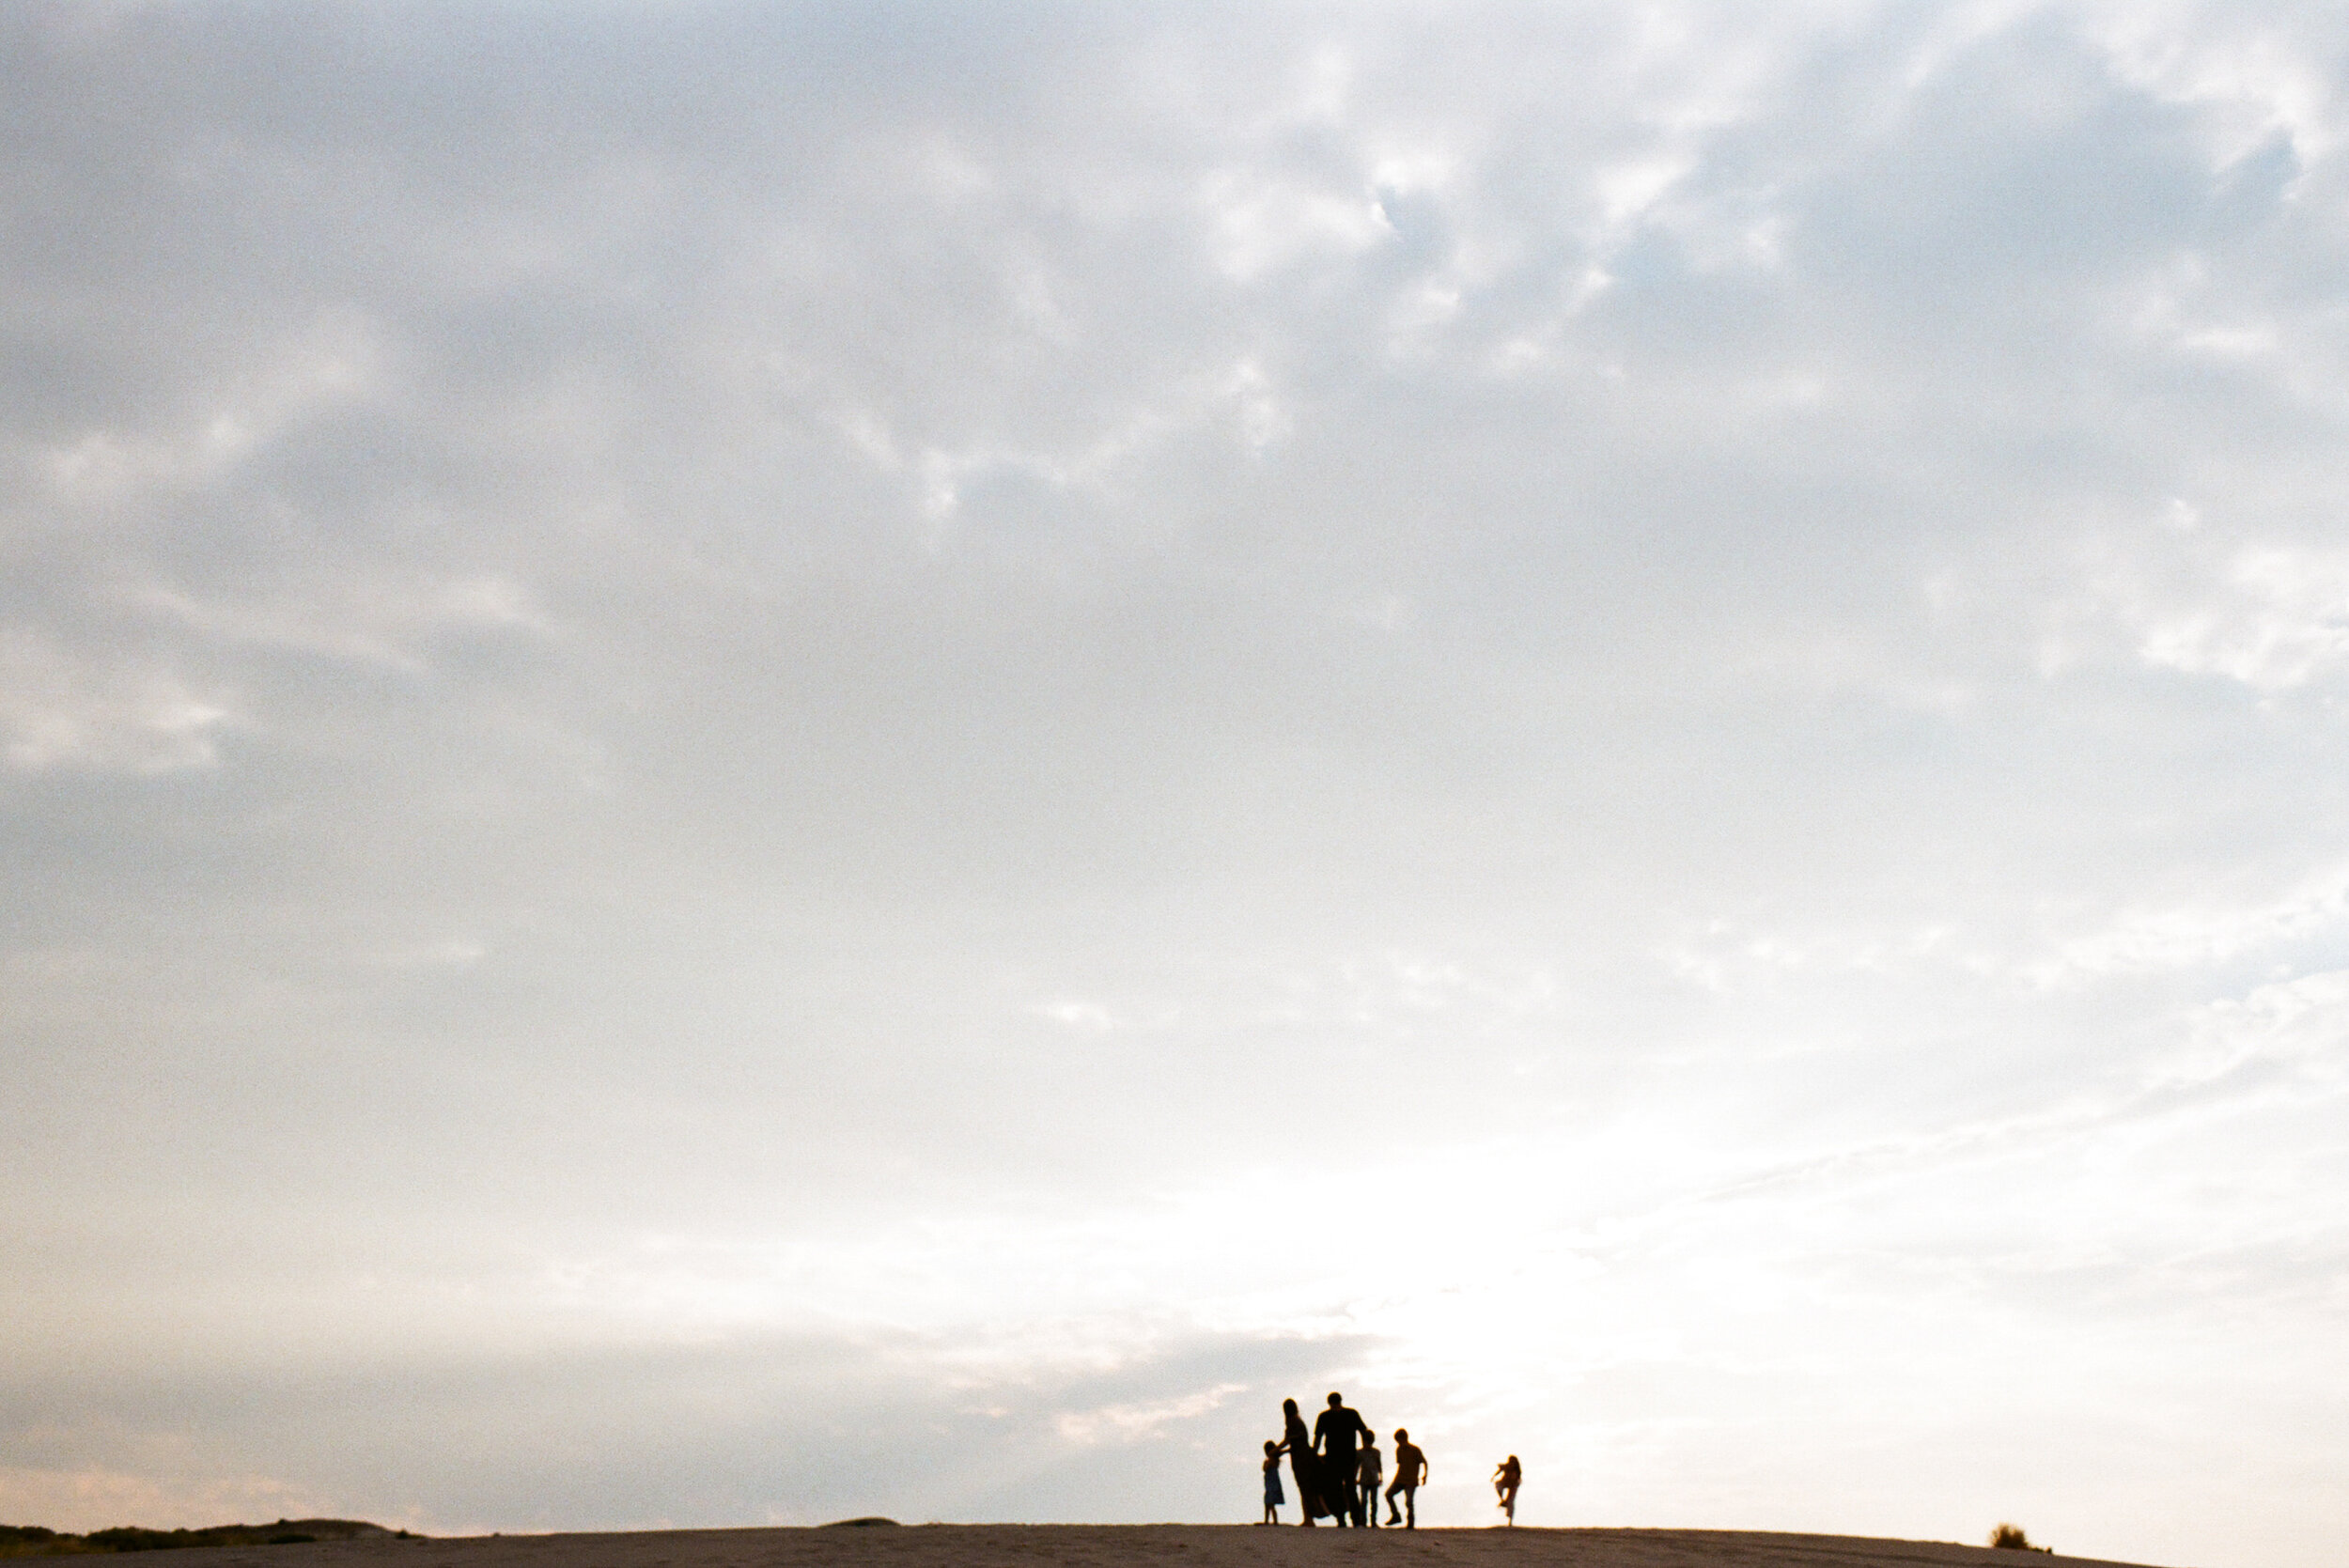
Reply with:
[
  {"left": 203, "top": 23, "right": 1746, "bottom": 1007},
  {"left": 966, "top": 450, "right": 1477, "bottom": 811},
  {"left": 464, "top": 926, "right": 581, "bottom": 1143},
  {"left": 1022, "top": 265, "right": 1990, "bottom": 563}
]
[{"left": 154, "top": 1524, "right": 2184, "bottom": 1568}]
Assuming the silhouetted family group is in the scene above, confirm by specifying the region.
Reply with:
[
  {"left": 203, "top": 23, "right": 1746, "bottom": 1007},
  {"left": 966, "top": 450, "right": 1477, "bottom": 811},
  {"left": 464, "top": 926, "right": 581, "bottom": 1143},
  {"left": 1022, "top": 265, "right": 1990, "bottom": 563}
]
[{"left": 1258, "top": 1392, "right": 1523, "bottom": 1529}]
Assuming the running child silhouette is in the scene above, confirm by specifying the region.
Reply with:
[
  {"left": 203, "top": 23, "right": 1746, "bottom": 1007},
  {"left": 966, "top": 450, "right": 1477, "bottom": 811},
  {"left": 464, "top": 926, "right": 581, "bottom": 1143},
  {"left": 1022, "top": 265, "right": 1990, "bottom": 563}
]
[
  {"left": 1493, "top": 1454, "right": 1521, "bottom": 1525},
  {"left": 1385, "top": 1429, "right": 1427, "bottom": 1527}
]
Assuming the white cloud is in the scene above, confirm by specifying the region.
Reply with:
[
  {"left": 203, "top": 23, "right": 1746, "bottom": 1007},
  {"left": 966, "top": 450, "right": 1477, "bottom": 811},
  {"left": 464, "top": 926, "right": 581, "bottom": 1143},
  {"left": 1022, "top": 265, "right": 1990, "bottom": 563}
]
[
  {"left": 0, "top": 631, "right": 234, "bottom": 773},
  {"left": 2088, "top": 0, "right": 2349, "bottom": 169},
  {"left": 2135, "top": 546, "right": 2349, "bottom": 688},
  {"left": 1054, "top": 1384, "right": 1249, "bottom": 1447},
  {"left": 1197, "top": 167, "right": 1392, "bottom": 281},
  {"left": 126, "top": 575, "right": 549, "bottom": 673},
  {"left": 2155, "top": 967, "right": 2349, "bottom": 1094},
  {"left": 39, "top": 313, "right": 382, "bottom": 509}
]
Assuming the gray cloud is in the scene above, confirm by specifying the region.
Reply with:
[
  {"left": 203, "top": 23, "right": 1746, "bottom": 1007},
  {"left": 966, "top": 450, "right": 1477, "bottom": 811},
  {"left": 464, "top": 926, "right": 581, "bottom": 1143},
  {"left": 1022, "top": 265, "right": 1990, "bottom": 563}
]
[{"left": 1, "top": 1326, "right": 1370, "bottom": 1530}]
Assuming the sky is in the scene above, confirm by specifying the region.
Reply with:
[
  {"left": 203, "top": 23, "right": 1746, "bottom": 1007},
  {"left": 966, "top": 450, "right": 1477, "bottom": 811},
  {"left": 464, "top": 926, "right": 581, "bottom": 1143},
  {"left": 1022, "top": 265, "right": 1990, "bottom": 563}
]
[{"left": 4, "top": 2, "right": 2347, "bottom": 1564}]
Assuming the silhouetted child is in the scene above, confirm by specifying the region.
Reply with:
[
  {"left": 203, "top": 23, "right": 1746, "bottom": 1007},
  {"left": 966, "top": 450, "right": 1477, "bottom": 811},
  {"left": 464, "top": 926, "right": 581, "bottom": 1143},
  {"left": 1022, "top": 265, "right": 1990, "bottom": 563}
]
[
  {"left": 1385, "top": 1429, "right": 1426, "bottom": 1527},
  {"left": 1493, "top": 1454, "right": 1521, "bottom": 1525},
  {"left": 1356, "top": 1436, "right": 1382, "bottom": 1528},
  {"left": 1261, "top": 1439, "right": 1285, "bottom": 1524}
]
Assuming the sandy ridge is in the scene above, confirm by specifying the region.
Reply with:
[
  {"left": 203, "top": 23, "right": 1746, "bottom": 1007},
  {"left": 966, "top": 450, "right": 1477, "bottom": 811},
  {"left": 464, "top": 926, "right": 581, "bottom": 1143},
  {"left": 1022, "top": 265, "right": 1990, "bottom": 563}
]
[{"left": 145, "top": 1524, "right": 2185, "bottom": 1568}]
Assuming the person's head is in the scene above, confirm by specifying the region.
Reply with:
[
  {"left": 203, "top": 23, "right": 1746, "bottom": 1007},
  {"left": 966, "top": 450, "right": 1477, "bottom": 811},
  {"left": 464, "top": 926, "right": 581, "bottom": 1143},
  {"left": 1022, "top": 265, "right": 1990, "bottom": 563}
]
[
  {"left": 1283, "top": 1397, "right": 1299, "bottom": 1416},
  {"left": 1364, "top": 1435, "right": 1378, "bottom": 1449},
  {"left": 1506, "top": 1455, "right": 1518, "bottom": 1465},
  {"left": 1264, "top": 1440, "right": 1279, "bottom": 1456},
  {"left": 1394, "top": 1428, "right": 1408, "bottom": 1442},
  {"left": 1328, "top": 1391, "right": 1344, "bottom": 1408}
]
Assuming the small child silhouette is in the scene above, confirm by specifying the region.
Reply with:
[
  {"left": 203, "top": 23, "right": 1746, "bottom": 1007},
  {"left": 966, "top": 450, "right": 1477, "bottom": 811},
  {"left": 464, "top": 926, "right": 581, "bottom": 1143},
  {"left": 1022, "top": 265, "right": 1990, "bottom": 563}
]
[
  {"left": 1493, "top": 1454, "right": 1521, "bottom": 1525},
  {"left": 1261, "top": 1439, "right": 1285, "bottom": 1524},
  {"left": 1356, "top": 1435, "right": 1383, "bottom": 1528}
]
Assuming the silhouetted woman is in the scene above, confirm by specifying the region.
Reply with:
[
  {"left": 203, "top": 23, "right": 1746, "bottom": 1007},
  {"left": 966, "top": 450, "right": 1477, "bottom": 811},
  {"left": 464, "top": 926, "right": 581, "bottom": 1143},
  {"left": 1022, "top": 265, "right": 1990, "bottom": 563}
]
[
  {"left": 1279, "top": 1398, "right": 1326, "bottom": 1526},
  {"left": 1493, "top": 1454, "right": 1521, "bottom": 1525}
]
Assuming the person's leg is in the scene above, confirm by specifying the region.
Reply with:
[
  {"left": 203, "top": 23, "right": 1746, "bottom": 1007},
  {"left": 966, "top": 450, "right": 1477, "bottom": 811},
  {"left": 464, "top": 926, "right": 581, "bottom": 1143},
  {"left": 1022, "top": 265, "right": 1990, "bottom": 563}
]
[{"left": 1406, "top": 1485, "right": 1417, "bottom": 1529}]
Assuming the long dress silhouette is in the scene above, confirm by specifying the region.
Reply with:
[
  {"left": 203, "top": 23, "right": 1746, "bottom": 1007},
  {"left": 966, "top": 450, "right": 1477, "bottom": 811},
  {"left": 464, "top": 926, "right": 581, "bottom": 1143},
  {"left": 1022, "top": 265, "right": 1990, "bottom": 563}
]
[{"left": 1281, "top": 1399, "right": 1327, "bottom": 1525}]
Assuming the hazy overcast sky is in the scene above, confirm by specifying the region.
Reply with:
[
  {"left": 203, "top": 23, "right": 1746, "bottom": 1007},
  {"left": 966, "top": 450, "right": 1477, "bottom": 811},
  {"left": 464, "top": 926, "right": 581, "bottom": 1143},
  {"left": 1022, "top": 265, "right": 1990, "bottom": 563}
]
[{"left": 6, "top": 4, "right": 2347, "bottom": 1565}]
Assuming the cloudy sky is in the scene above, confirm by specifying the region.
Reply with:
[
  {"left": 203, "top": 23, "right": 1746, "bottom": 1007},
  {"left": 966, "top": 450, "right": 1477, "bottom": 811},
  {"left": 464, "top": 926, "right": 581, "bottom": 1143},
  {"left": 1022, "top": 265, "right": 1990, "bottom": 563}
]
[{"left": 5, "top": 3, "right": 2347, "bottom": 1564}]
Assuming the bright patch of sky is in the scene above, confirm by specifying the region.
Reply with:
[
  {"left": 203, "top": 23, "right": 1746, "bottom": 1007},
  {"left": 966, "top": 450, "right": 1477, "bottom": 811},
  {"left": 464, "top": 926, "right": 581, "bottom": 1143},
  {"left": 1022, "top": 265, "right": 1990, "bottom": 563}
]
[{"left": 5, "top": 6, "right": 2347, "bottom": 1567}]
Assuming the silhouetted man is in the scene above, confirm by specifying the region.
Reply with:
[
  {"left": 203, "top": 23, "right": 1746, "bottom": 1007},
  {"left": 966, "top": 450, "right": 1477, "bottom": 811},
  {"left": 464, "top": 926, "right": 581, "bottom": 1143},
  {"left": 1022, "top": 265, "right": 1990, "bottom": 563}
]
[{"left": 1314, "top": 1392, "right": 1372, "bottom": 1526}]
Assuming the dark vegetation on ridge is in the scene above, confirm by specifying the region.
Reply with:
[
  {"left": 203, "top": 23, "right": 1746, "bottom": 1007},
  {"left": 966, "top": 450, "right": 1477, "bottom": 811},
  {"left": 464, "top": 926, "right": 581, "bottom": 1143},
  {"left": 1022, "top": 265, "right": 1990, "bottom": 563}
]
[{"left": 0, "top": 1522, "right": 408, "bottom": 1557}]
